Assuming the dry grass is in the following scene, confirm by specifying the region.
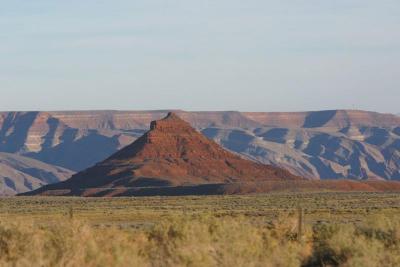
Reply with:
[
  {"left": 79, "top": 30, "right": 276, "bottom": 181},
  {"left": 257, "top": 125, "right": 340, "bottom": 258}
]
[
  {"left": 0, "top": 214, "right": 308, "bottom": 267},
  {"left": 0, "top": 214, "right": 399, "bottom": 266},
  {"left": 0, "top": 193, "right": 399, "bottom": 266}
]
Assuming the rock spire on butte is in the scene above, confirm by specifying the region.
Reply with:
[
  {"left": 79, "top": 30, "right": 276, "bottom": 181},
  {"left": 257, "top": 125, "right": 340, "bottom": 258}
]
[{"left": 24, "top": 112, "right": 301, "bottom": 196}]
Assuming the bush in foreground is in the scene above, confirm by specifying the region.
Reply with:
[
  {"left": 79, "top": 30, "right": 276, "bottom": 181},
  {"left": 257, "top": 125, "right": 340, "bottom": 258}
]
[{"left": 0, "top": 214, "right": 399, "bottom": 267}]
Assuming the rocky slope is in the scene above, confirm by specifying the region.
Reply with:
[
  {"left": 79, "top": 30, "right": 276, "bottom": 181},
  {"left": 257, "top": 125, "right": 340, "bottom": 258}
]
[
  {"left": 0, "top": 153, "right": 73, "bottom": 195},
  {"left": 203, "top": 125, "right": 400, "bottom": 180},
  {"left": 24, "top": 113, "right": 299, "bottom": 196},
  {"left": 0, "top": 109, "right": 399, "bottom": 195}
]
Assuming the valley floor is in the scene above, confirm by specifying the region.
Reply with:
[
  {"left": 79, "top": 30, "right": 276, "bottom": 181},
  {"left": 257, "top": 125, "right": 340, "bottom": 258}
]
[{"left": 0, "top": 193, "right": 399, "bottom": 266}]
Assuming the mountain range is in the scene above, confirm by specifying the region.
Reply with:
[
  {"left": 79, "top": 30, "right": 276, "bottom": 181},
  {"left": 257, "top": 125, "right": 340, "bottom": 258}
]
[{"left": 1, "top": 109, "right": 399, "bottom": 195}]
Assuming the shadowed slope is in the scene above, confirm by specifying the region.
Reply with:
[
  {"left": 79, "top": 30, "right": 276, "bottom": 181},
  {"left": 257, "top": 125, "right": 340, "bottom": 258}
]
[{"left": 0, "top": 153, "right": 73, "bottom": 195}]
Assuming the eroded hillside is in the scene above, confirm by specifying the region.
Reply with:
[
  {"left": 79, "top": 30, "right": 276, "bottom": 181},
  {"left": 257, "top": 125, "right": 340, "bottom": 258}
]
[{"left": 0, "top": 110, "right": 399, "bottom": 194}]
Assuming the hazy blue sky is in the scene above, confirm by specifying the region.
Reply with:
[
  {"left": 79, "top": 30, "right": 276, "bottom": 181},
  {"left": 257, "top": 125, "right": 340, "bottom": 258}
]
[{"left": 0, "top": 1, "right": 399, "bottom": 113}]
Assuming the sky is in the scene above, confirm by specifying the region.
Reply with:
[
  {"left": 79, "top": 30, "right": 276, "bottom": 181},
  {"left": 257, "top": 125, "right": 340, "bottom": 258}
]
[{"left": 0, "top": 1, "right": 399, "bottom": 113}]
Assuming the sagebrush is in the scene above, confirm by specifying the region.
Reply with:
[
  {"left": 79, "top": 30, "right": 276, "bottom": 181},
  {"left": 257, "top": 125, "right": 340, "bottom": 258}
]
[{"left": 0, "top": 213, "right": 399, "bottom": 267}]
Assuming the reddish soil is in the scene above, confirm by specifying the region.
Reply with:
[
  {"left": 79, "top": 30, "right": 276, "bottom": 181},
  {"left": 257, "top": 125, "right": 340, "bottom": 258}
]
[{"left": 26, "top": 180, "right": 400, "bottom": 197}]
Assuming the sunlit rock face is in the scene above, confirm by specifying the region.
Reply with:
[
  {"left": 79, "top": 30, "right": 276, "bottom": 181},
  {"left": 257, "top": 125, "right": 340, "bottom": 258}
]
[
  {"left": 24, "top": 113, "right": 301, "bottom": 196},
  {"left": 0, "top": 109, "right": 399, "bottom": 195}
]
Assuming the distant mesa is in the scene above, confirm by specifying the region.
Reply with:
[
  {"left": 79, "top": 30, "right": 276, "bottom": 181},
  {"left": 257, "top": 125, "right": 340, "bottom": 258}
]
[
  {"left": 21, "top": 112, "right": 301, "bottom": 196},
  {"left": 303, "top": 110, "right": 338, "bottom": 128}
]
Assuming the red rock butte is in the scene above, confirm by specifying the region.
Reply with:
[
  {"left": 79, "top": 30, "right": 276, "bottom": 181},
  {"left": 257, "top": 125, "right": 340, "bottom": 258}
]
[{"left": 23, "top": 112, "right": 301, "bottom": 196}]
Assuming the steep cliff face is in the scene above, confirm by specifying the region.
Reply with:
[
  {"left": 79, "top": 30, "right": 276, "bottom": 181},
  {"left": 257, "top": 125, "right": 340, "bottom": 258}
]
[
  {"left": 0, "top": 109, "right": 399, "bottom": 195},
  {"left": 244, "top": 110, "right": 400, "bottom": 128}
]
